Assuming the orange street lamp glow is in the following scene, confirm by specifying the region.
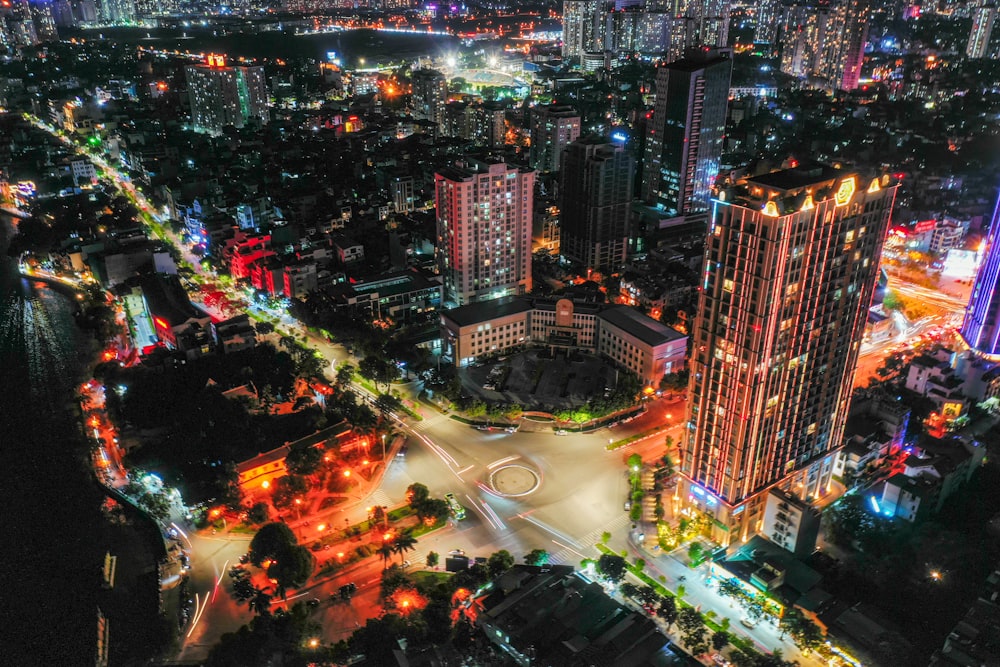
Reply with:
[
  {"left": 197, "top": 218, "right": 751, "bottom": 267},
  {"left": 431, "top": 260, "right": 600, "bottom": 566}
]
[
  {"left": 383, "top": 532, "right": 393, "bottom": 541},
  {"left": 308, "top": 638, "right": 319, "bottom": 648},
  {"left": 262, "top": 480, "right": 270, "bottom": 489},
  {"left": 318, "top": 523, "right": 326, "bottom": 531},
  {"left": 294, "top": 498, "right": 301, "bottom": 505},
  {"left": 343, "top": 470, "right": 351, "bottom": 478},
  {"left": 337, "top": 552, "right": 344, "bottom": 558}
]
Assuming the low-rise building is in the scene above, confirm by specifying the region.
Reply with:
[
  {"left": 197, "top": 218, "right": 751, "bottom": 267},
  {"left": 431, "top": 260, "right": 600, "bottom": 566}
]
[
  {"left": 835, "top": 391, "right": 910, "bottom": 481},
  {"left": 322, "top": 269, "right": 441, "bottom": 322},
  {"left": 139, "top": 274, "right": 214, "bottom": 359},
  {"left": 213, "top": 314, "right": 257, "bottom": 354},
  {"left": 761, "top": 488, "right": 822, "bottom": 557},
  {"left": 473, "top": 565, "right": 676, "bottom": 667},
  {"left": 879, "top": 436, "right": 986, "bottom": 521},
  {"left": 440, "top": 297, "right": 687, "bottom": 387}
]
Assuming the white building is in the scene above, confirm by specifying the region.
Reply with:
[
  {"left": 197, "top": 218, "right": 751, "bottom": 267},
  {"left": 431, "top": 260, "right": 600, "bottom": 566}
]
[
  {"left": 435, "top": 159, "right": 534, "bottom": 307},
  {"left": 185, "top": 55, "right": 269, "bottom": 135}
]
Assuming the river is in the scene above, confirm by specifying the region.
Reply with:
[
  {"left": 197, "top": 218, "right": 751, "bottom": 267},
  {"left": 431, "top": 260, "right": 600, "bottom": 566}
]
[{"left": 2, "top": 213, "right": 106, "bottom": 665}]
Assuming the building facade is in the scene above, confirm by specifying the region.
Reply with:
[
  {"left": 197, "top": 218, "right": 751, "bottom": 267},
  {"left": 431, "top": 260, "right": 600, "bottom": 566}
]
[
  {"left": 529, "top": 104, "right": 581, "bottom": 174},
  {"left": 967, "top": 5, "right": 997, "bottom": 59},
  {"left": 185, "top": 56, "right": 269, "bottom": 135},
  {"left": 435, "top": 159, "right": 534, "bottom": 306},
  {"left": 559, "top": 136, "right": 634, "bottom": 271},
  {"left": 411, "top": 68, "right": 448, "bottom": 131},
  {"left": 682, "top": 164, "right": 898, "bottom": 544},
  {"left": 440, "top": 297, "right": 687, "bottom": 387},
  {"left": 642, "top": 48, "right": 732, "bottom": 217},
  {"left": 779, "top": 0, "right": 869, "bottom": 91},
  {"left": 562, "top": 0, "right": 604, "bottom": 61},
  {"left": 961, "top": 189, "right": 1000, "bottom": 361}
]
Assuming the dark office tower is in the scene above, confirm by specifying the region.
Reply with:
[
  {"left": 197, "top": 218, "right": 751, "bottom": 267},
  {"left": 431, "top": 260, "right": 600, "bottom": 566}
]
[
  {"left": 410, "top": 68, "right": 448, "bottom": 131},
  {"left": 961, "top": 190, "right": 1000, "bottom": 361},
  {"left": 642, "top": 48, "right": 732, "bottom": 218},
  {"left": 681, "top": 164, "right": 898, "bottom": 544},
  {"left": 559, "top": 137, "right": 635, "bottom": 272}
]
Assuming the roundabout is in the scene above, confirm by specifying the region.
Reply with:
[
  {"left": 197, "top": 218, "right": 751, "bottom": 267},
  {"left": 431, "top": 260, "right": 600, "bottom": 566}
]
[{"left": 488, "top": 464, "right": 540, "bottom": 497}]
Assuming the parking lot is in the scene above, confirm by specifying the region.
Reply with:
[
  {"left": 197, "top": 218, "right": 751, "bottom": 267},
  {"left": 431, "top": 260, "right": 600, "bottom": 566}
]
[{"left": 459, "top": 348, "right": 619, "bottom": 411}]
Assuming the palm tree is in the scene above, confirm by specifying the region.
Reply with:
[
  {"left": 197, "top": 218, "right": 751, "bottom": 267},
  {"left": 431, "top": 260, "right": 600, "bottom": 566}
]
[
  {"left": 393, "top": 530, "right": 418, "bottom": 564},
  {"left": 377, "top": 542, "right": 395, "bottom": 569},
  {"left": 372, "top": 505, "right": 388, "bottom": 531},
  {"left": 249, "top": 587, "right": 273, "bottom": 617}
]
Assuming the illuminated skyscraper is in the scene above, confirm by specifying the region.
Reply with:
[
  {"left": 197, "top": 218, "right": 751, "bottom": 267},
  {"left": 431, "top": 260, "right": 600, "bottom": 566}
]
[
  {"left": 562, "top": 0, "right": 604, "bottom": 61},
  {"left": 435, "top": 159, "right": 534, "bottom": 306},
  {"left": 559, "top": 136, "right": 634, "bottom": 271},
  {"left": 961, "top": 191, "right": 1000, "bottom": 361},
  {"left": 779, "top": 0, "right": 868, "bottom": 91},
  {"left": 185, "top": 56, "right": 269, "bottom": 135},
  {"left": 967, "top": 5, "right": 997, "bottom": 59},
  {"left": 642, "top": 48, "right": 732, "bottom": 217},
  {"left": 681, "top": 164, "right": 898, "bottom": 544}
]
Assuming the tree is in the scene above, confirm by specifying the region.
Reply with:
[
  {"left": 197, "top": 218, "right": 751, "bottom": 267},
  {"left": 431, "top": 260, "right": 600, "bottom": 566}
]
[
  {"left": 380, "top": 565, "right": 411, "bottom": 599},
  {"left": 688, "top": 541, "right": 705, "bottom": 565},
  {"left": 246, "top": 502, "right": 269, "bottom": 525},
  {"left": 377, "top": 541, "right": 395, "bottom": 569},
  {"left": 677, "top": 607, "right": 704, "bottom": 635},
  {"left": 780, "top": 608, "right": 824, "bottom": 650},
  {"left": 426, "top": 551, "right": 439, "bottom": 568},
  {"left": 656, "top": 596, "right": 678, "bottom": 628},
  {"left": 683, "top": 626, "right": 710, "bottom": 656},
  {"left": 271, "top": 474, "right": 309, "bottom": 509},
  {"left": 487, "top": 550, "right": 515, "bottom": 578},
  {"left": 393, "top": 530, "right": 418, "bottom": 563},
  {"left": 524, "top": 549, "right": 549, "bottom": 566},
  {"left": 712, "top": 630, "right": 730, "bottom": 651},
  {"left": 267, "top": 545, "right": 314, "bottom": 592},
  {"left": 597, "top": 553, "right": 627, "bottom": 583},
  {"left": 249, "top": 522, "right": 298, "bottom": 567},
  {"left": 415, "top": 497, "right": 449, "bottom": 524},
  {"left": 285, "top": 442, "right": 322, "bottom": 476},
  {"left": 358, "top": 355, "right": 400, "bottom": 391},
  {"left": 406, "top": 482, "right": 430, "bottom": 507},
  {"left": 249, "top": 588, "right": 273, "bottom": 617},
  {"left": 336, "top": 363, "right": 355, "bottom": 386}
]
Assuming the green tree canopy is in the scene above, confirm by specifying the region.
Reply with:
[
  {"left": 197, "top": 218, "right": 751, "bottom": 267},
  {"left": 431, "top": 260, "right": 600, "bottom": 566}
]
[
  {"left": 249, "top": 522, "right": 298, "bottom": 567},
  {"left": 597, "top": 553, "right": 627, "bottom": 583}
]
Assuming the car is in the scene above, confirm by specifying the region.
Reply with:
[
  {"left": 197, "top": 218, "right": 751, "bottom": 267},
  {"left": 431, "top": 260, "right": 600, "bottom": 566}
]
[
  {"left": 712, "top": 654, "right": 732, "bottom": 667},
  {"left": 239, "top": 554, "right": 250, "bottom": 564},
  {"left": 505, "top": 426, "right": 517, "bottom": 433},
  {"left": 554, "top": 429, "right": 568, "bottom": 436},
  {"left": 449, "top": 548, "right": 465, "bottom": 555},
  {"left": 739, "top": 617, "right": 758, "bottom": 630},
  {"left": 396, "top": 445, "right": 408, "bottom": 458},
  {"left": 402, "top": 560, "right": 411, "bottom": 568}
]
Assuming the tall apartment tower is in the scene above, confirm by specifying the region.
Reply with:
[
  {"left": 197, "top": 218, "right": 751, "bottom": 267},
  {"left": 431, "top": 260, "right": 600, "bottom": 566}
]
[
  {"left": 411, "top": 68, "right": 448, "bottom": 131},
  {"left": 185, "top": 56, "right": 268, "bottom": 135},
  {"left": 530, "top": 104, "right": 581, "bottom": 174},
  {"left": 960, "top": 189, "right": 1000, "bottom": 361},
  {"left": 682, "top": 164, "right": 898, "bottom": 544},
  {"left": 562, "top": 0, "right": 604, "bottom": 61},
  {"left": 642, "top": 48, "right": 732, "bottom": 218},
  {"left": 967, "top": 5, "right": 997, "bottom": 59},
  {"left": 435, "top": 159, "right": 535, "bottom": 306},
  {"left": 559, "top": 136, "right": 635, "bottom": 271},
  {"left": 780, "top": 0, "right": 868, "bottom": 91}
]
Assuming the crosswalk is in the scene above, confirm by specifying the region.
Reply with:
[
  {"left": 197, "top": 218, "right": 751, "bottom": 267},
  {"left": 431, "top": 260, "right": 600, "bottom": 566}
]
[
  {"left": 367, "top": 490, "right": 392, "bottom": 509},
  {"left": 547, "top": 514, "right": 632, "bottom": 566}
]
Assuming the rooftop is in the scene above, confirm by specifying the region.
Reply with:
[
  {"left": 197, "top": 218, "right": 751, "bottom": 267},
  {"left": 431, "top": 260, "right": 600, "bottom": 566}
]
[
  {"left": 597, "top": 306, "right": 686, "bottom": 347},
  {"left": 746, "top": 162, "right": 844, "bottom": 192},
  {"left": 441, "top": 297, "right": 533, "bottom": 328}
]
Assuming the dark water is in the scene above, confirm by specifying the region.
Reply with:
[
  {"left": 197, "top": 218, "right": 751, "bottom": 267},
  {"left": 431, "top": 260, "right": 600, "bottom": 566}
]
[
  {"left": 2, "top": 215, "right": 104, "bottom": 665},
  {"left": 69, "top": 26, "right": 459, "bottom": 66}
]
